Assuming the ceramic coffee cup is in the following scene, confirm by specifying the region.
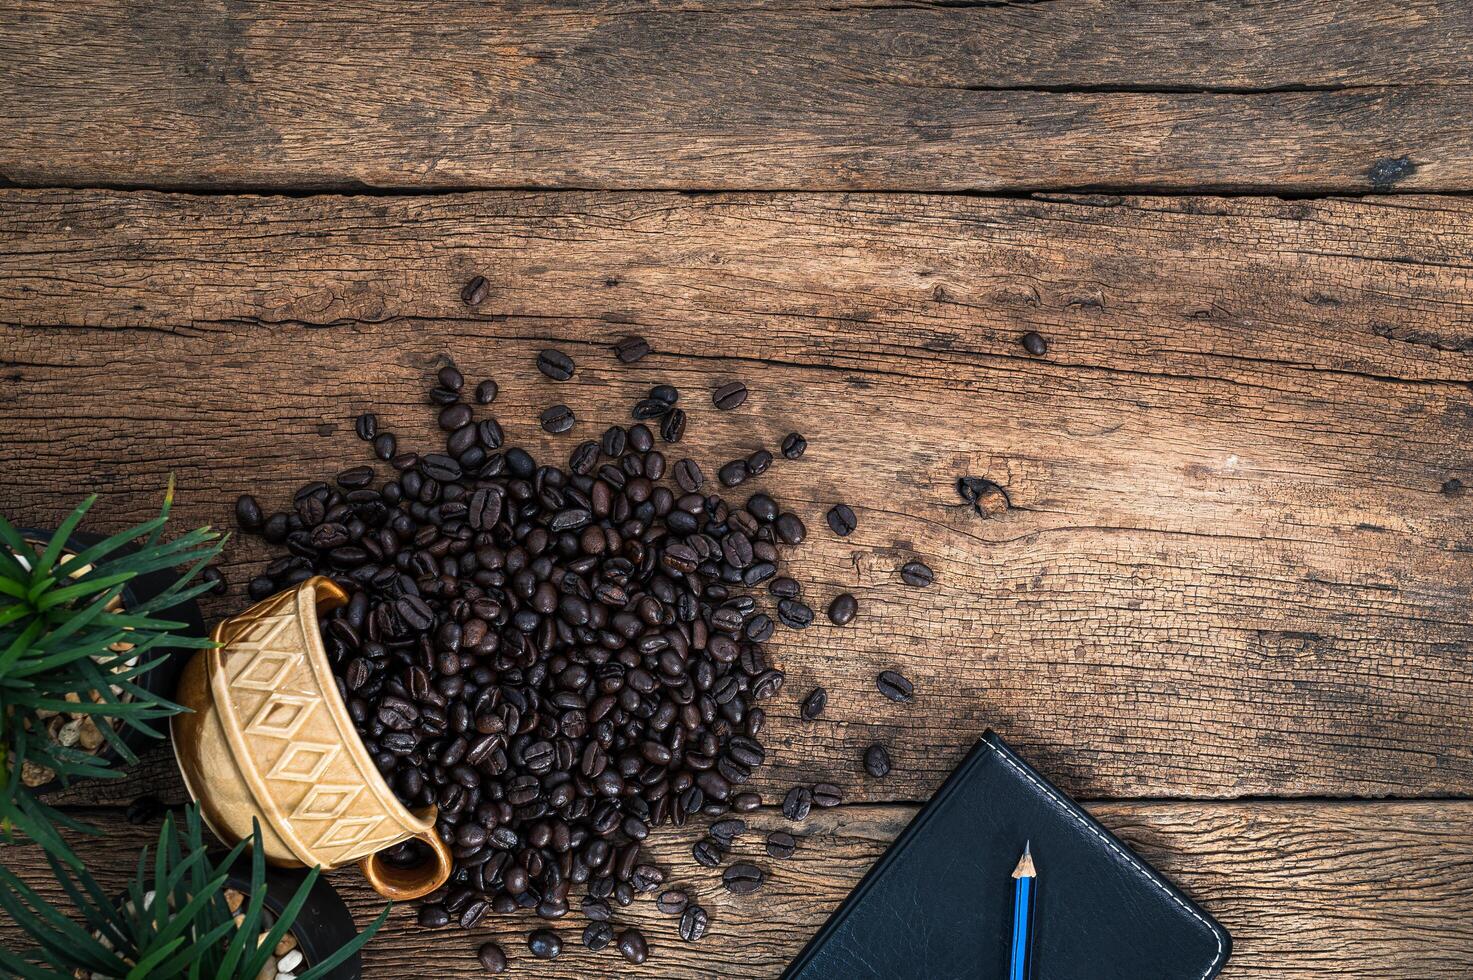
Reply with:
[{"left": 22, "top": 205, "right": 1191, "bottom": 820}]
[{"left": 173, "top": 576, "right": 452, "bottom": 900}]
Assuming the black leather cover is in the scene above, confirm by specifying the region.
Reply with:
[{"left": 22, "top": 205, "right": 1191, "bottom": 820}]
[{"left": 782, "top": 731, "right": 1231, "bottom": 980}]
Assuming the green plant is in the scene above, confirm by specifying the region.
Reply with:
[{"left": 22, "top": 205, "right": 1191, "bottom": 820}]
[
  {"left": 0, "top": 805, "right": 390, "bottom": 979},
  {"left": 0, "top": 484, "right": 223, "bottom": 864}
]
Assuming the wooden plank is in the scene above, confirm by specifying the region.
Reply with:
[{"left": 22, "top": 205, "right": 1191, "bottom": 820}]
[
  {"left": 2, "top": 1, "right": 1473, "bottom": 192},
  {"left": 2, "top": 801, "right": 1470, "bottom": 977},
  {"left": 3, "top": 189, "right": 1472, "bottom": 802}
]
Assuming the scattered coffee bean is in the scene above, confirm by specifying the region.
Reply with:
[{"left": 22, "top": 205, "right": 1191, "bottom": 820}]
[
  {"left": 650, "top": 384, "right": 679, "bottom": 405},
  {"left": 632, "top": 397, "right": 670, "bottom": 421},
  {"left": 826, "top": 503, "right": 857, "bottom": 536},
  {"left": 827, "top": 593, "right": 858, "bottom": 626},
  {"left": 723, "top": 863, "right": 766, "bottom": 895},
  {"left": 539, "top": 404, "right": 575, "bottom": 434},
  {"left": 582, "top": 921, "right": 613, "bottom": 951},
  {"left": 679, "top": 905, "right": 710, "bottom": 942},
  {"left": 418, "top": 904, "right": 451, "bottom": 928},
  {"left": 769, "top": 577, "right": 801, "bottom": 599},
  {"left": 474, "top": 379, "right": 498, "bottom": 404},
  {"left": 812, "top": 783, "right": 842, "bottom": 808},
  {"left": 234, "top": 494, "right": 263, "bottom": 531},
  {"left": 800, "top": 687, "right": 827, "bottom": 720},
  {"left": 746, "top": 449, "right": 773, "bottom": 475},
  {"left": 876, "top": 670, "right": 914, "bottom": 703},
  {"left": 674, "top": 458, "right": 704, "bottom": 492},
  {"left": 781, "top": 432, "right": 807, "bottom": 459},
  {"left": 732, "top": 792, "right": 762, "bottom": 812},
  {"left": 536, "top": 348, "right": 575, "bottom": 381},
  {"left": 661, "top": 408, "right": 687, "bottom": 443},
  {"left": 527, "top": 929, "right": 562, "bottom": 960},
  {"left": 777, "top": 598, "right": 814, "bottom": 630},
  {"left": 712, "top": 381, "right": 749, "bottom": 410},
  {"left": 437, "top": 364, "right": 464, "bottom": 392},
  {"left": 783, "top": 786, "right": 813, "bottom": 821},
  {"left": 614, "top": 335, "right": 651, "bottom": 363},
  {"left": 372, "top": 432, "right": 396, "bottom": 460},
  {"left": 900, "top": 560, "right": 934, "bottom": 587},
  {"left": 477, "top": 942, "right": 507, "bottom": 973},
  {"left": 718, "top": 459, "right": 749, "bottom": 487},
  {"left": 125, "top": 795, "right": 165, "bottom": 825},
  {"left": 766, "top": 831, "right": 797, "bottom": 859},
  {"left": 656, "top": 889, "right": 689, "bottom": 914},
  {"left": 201, "top": 565, "right": 227, "bottom": 595},
  {"left": 354, "top": 412, "right": 377, "bottom": 441},
  {"left": 461, "top": 276, "right": 491, "bottom": 306},
  {"left": 710, "top": 818, "right": 747, "bottom": 844},
  {"left": 1021, "top": 331, "right": 1048, "bottom": 356},
  {"left": 617, "top": 928, "right": 649, "bottom": 964},
  {"left": 693, "top": 838, "right": 726, "bottom": 868},
  {"left": 865, "top": 743, "right": 893, "bottom": 778}
]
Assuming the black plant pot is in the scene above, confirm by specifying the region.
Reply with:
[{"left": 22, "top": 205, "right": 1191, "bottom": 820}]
[
  {"left": 224, "top": 860, "right": 363, "bottom": 980},
  {"left": 18, "top": 527, "right": 206, "bottom": 797}
]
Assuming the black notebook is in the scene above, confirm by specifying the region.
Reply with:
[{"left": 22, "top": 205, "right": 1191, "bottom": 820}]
[{"left": 783, "top": 731, "right": 1231, "bottom": 980}]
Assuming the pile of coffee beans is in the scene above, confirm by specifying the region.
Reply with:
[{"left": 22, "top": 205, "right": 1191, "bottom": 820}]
[{"left": 233, "top": 326, "right": 935, "bottom": 971}]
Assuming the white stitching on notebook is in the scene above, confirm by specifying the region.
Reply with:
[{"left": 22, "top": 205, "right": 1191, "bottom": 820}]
[{"left": 985, "top": 741, "right": 1225, "bottom": 979}]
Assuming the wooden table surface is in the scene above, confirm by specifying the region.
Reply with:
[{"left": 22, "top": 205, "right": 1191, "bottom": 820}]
[{"left": 3, "top": 3, "right": 1472, "bottom": 977}]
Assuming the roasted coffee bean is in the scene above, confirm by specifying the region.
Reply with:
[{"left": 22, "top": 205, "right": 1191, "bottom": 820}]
[
  {"left": 746, "top": 449, "right": 772, "bottom": 475},
  {"left": 614, "top": 335, "right": 651, "bottom": 363},
  {"left": 539, "top": 404, "right": 576, "bottom": 434},
  {"left": 679, "top": 904, "right": 710, "bottom": 942},
  {"left": 660, "top": 408, "right": 687, "bottom": 443},
  {"left": 766, "top": 831, "right": 797, "bottom": 859},
  {"left": 355, "top": 412, "right": 378, "bottom": 440},
  {"left": 826, "top": 593, "right": 858, "bottom": 626},
  {"left": 247, "top": 576, "right": 275, "bottom": 601},
  {"left": 900, "top": 560, "right": 934, "bottom": 587},
  {"left": 474, "top": 379, "right": 498, "bottom": 404},
  {"left": 650, "top": 384, "right": 679, "bottom": 405},
  {"left": 477, "top": 942, "right": 507, "bottom": 973},
  {"left": 632, "top": 398, "right": 670, "bottom": 421},
  {"left": 800, "top": 687, "right": 827, "bottom": 720},
  {"left": 439, "top": 403, "right": 472, "bottom": 431},
  {"left": 732, "top": 792, "right": 762, "bottom": 812},
  {"left": 718, "top": 459, "right": 749, "bottom": 487},
  {"left": 710, "top": 818, "right": 746, "bottom": 843},
  {"left": 438, "top": 364, "right": 464, "bottom": 392},
  {"left": 782, "top": 786, "right": 813, "bottom": 821},
  {"left": 418, "top": 904, "right": 451, "bottom": 928},
  {"left": 865, "top": 743, "right": 893, "bottom": 778},
  {"left": 692, "top": 838, "right": 725, "bottom": 867},
  {"left": 125, "top": 795, "right": 165, "bottom": 825},
  {"left": 336, "top": 465, "right": 374, "bottom": 490},
  {"left": 372, "top": 432, "right": 397, "bottom": 460},
  {"left": 582, "top": 896, "right": 612, "bottom": 921},
  {"left": 1021, "top": 331, "right": 1048, "bottom": 356},
  {"left": 536, "top": 349, "right": 575, "bottom": 381},
  {"left": 777, "top": 598, "right": 814, "bottom": 630},
  {"left": 774, "top": 513, "right": 806, "bottom": 545},
  {"left": 781, "top": 432, "right": 807, "bottom": 459},
  {"left": 769, "top": 577, "right": 801, "bottom": 599},
  {"left": 812, "top": 783, "right": 842, "bottom": 808},
  {"left": 235, "top": 494, "right": 263, "bottom": 530},
  {"left": 826, "top": 503, "right": 857, "bottom": 536},
  {"left": 617, "top": 928, "right": 649, "bottom": 964},
  {"left": 461, "top": 275, "right": 491, "bottom": 306},
  {"left": 712, "top": 381, "right": 748, "bottom": 410},
  {"left": 528, "top": 929, "right": 562, "bottom": 959},
  {"left": 582, "top": 921, "right": 614, "bottom": 951},
  {"left": 657, "top": 889, "right": 689, "bottom": 914},
  {"left": 629, "top": 423, "right": 654, "bottom": 453},
  {"left": 876, "top": 670, "right": 914, "bottom": 703},
  {"left": 201, "top": 565, "right": 227, "bottom": 595},
  {"left": 674, "top": 458, "right": 703, "bottom": 492},
  {"left": 722, "top": 863, "right": 765, "bottom": 895}
]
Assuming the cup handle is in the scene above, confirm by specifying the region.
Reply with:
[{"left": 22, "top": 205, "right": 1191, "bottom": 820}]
[{"left": 359, "top": 817, "right": 453, "bottom": 901}]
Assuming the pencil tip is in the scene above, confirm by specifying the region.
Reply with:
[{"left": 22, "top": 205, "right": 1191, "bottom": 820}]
[
  {"left": 1024, "top": 839, "right": 1031, "bottom": 856},
  {"left": 1012, "top": 844, "right": 1037, "bottom": 879}
]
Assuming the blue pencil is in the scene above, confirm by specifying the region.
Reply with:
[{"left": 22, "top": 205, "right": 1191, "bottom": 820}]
[{"left": 1009, "top": 842, "right": 1036, "bottom": 980}]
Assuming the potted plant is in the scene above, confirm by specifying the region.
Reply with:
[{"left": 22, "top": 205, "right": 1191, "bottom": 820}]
[
  {"left": 0, "top": 804, "right": 389, "bottom": 979},
  {"left": 0, "top": 485, "right": 222, "bottom": 865}
]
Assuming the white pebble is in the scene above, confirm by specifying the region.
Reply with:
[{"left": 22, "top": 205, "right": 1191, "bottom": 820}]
[{"left": 278, "top": 949, "right": 303, "bottom": 971}]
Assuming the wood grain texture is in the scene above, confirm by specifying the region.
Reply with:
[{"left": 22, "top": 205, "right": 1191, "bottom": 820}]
[
  {"left": 3, "top": 189, "right": 1472, "bottom": 803},
  {"left": 2, "top": 0, "right": 1472, "bottom": 192},
  {"left": 3, "top": 801, "right": 1471, "bottom": 977}
]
